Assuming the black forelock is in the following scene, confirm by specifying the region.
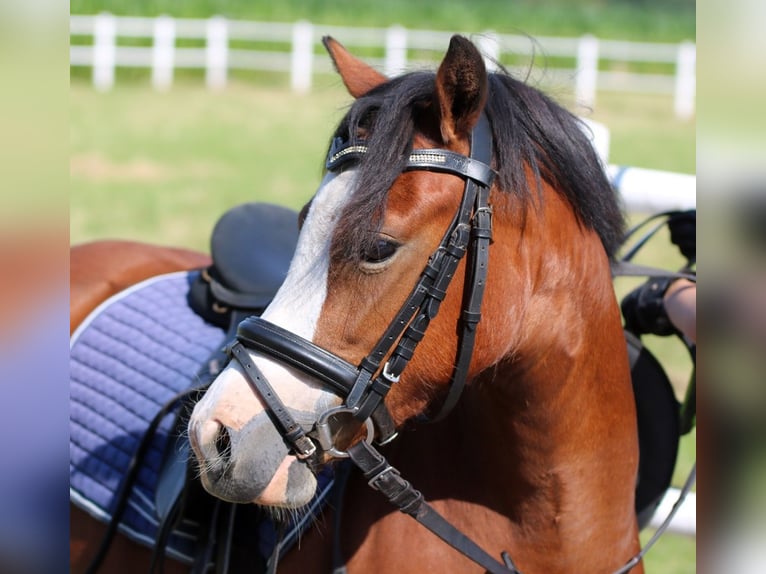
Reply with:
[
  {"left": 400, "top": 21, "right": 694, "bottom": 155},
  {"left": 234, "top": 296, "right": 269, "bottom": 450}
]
[{"left": 328, "top": 66, "right": 625, "bottom": 262}]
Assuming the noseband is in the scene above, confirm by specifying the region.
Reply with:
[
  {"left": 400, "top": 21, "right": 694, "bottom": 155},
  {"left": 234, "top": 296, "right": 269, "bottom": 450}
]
[{"left": 229, "top": 114, "right": 494, "bottom": 458}]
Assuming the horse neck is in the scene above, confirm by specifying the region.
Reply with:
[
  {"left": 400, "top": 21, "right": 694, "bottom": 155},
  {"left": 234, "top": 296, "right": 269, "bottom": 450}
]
[
  {"left": 385, "top": 186, "right": 639, "bottom": 557},
  {"left": 474, "top": 185, "right": 636, "bottom": 494}
]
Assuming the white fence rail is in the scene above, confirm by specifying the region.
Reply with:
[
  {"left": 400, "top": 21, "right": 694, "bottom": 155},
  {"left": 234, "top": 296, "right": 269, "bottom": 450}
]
[
  {"left": 578, "top": 118, "right": 695, "bottom": 210},
  {"left": 649, "top": 488, "right": 696, "bottom": 537},
  {"left": 608, "top": 165, "right": 696, "bottom": 211},
  {"left": 70, "top": 14, "right": 696, "bottom": 119}
]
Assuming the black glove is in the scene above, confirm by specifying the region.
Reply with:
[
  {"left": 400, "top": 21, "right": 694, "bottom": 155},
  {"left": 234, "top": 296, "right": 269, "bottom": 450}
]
[
  {"left": 621, "top": 277, "right": 678, "bottom": 337},
  {"left": 668, "top": 210, "right": 695, "bottom": 263}
]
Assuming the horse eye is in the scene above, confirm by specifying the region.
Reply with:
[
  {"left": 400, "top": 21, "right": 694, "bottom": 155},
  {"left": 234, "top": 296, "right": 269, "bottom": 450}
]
[{"left": 362, "top": 238, "right": 399, "bottom": 264}]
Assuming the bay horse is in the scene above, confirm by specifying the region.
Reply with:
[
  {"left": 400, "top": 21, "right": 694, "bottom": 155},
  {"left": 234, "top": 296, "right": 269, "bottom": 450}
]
[{"left": 186, "top": 35, "right": 642, "bottom": 573}]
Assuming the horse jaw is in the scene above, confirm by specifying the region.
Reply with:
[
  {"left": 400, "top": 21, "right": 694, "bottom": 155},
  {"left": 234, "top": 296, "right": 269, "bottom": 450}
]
[{"left": 188, "top": 170, "right": 357, "bottom": 508}]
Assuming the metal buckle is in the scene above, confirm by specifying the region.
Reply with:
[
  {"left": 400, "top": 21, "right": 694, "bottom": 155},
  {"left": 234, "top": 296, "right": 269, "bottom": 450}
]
[
  {"left": 382, "top": 361, "right": 400, "bottom": 383},
  {"left": 473, "top": 204, "right": 493, "bottom": 238},
  {"left": 367, "top": 465, "right": 399, "bottom": 490},
  {"left": 293, "top": 435, "right": 317, "bottom": 460},
  {"left": 315, "top": 407, "right": 375, "bottom": 459}
]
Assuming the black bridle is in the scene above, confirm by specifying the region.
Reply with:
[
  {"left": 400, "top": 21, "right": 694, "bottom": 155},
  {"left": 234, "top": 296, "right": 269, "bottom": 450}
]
[
  {"left": 227, "top": 115, "right": 527, "bottom": 574},
  {"left": 229, "top": 113, "right": 495, "bottom": 457}
]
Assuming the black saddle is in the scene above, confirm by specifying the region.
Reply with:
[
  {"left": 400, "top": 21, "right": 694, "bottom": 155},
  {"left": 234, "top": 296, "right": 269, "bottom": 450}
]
[{"left": 188, "top": 202, "right": 301, "bottom": 328}]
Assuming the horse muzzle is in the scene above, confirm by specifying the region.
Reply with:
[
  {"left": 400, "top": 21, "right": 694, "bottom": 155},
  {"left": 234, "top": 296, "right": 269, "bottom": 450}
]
[{"left": 188, "top": 370, "right": 320, "bottom": 508}]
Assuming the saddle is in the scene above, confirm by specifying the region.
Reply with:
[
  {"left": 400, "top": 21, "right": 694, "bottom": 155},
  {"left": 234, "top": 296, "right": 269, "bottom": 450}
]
[
  {"left": 188, "top": 202, "right": 302, "bottom": 328},
  {"left": 625, "top": 330, "right": 682, "bottom": 529}
]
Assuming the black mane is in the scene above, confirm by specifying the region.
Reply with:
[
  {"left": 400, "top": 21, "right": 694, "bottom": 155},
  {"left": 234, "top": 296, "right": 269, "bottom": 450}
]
[{"left": 330, "top": 67, "right": 625, "bottom": 261}]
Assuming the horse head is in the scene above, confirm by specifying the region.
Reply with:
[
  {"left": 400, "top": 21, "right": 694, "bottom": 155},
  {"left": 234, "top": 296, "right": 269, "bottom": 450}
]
[{"left": 188, "top": 35, "right": 631, "bottom": 519}]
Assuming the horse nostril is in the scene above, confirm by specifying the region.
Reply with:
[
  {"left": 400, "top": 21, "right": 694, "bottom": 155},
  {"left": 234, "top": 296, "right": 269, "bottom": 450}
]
[
  {"left": 196, "top": 419, "right": 233, "bottom": 469},
  {"left": 214, "top": 423, "right": 232, "bottom": 458}
]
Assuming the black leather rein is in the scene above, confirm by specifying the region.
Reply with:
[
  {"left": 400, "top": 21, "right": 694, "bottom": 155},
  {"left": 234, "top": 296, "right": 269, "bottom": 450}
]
[{"left": 227, "top": 115, "right": 524, "bottom": 573}]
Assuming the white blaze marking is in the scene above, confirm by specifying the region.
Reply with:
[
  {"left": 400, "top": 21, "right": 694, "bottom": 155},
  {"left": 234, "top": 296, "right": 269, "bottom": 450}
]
[
  {"left": 193, "top": 170, "right": 357, "bottom": 429},
  {"left": 217, "top": 169, "right": 359, "bottom": 414},
  {"left": 262, "top": 169, "right": 356, "bottom": 337},
  {"left": 189, "top": 169, "right": 358, "bottom": 505}
]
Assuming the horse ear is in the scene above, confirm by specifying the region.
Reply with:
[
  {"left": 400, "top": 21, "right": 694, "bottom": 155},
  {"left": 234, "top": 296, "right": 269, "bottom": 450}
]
[
  {"left": 322, "top": 36, "right": 387, "bottom": 98},
  {"left": 434, "top": 36, "right": 488, "bottom": 145}
]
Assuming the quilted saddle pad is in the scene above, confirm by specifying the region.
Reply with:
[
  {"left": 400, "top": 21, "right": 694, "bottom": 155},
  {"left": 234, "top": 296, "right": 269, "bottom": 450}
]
[{"left": 70, "top": 271, "right": 226, "bottom": 562}]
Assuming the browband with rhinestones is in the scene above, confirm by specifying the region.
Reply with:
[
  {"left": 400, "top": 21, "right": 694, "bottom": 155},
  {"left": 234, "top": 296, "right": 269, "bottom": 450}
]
[{"left": 326, "top": 137, "right": 495, "bottom": 188}]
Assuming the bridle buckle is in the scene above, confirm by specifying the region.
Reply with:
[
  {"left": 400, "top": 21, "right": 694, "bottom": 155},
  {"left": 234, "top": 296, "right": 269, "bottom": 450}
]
[
  {"left": 382, "top": 361, "right": 400, "bottom": 383},
  {"left": 315, "top": 407, "right": 375, "bottom": 458},
  {"left": 292, "top": 435, "right": 317, "bottom": 460}
]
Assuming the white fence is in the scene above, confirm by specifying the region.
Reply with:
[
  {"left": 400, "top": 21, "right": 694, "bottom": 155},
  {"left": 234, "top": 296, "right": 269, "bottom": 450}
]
[
  {"left": 70, "top": 14, "right": 696, "bottom": 119},
  {"left": 649, "top": 488, "right": 696, "bottom": 537},
  {"left": 608, "top": 165, "right": 696, "bottom": 211},
  {"left": 578, "top": 118, "right": 695, "bottom": 210}
]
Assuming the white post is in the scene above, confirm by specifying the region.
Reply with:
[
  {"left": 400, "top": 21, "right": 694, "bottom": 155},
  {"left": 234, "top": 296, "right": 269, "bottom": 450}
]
[
  {"left": 477, "top": 31, "right": 499, "bottom": 72},
  {"left": 291, "top": 20, "right": 313, "bottom": 93},
  {"left": 674, "top": 41, "right": 696, "bottom": 120},
  {"left": 385, "top": 25, "right": 407, "bottom": 77},
  {"left": 206, "top": 16, "right": 228, "bottom": 90},
  {"left": 152, "top": 15, "right": 175, "bottom": 91},
  {"left": 579, "top": 117, "right": 610, "bottom": 167},
  {"left": 576, "top": 34, "right": 599, "bottom": 109},
  {"left": 93, "top": 12, "right": 116, "bottom": 91}
]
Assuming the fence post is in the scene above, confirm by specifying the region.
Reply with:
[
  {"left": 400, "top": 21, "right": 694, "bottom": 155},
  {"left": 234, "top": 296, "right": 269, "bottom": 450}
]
[
  {"left": 206, "top": 16, "right": 228, "bottom": 90},
  {"left": 575, "top": 34, "right": 599, "bottom": 108},
  {"left": 152, "top": 15, "right": 175, "bottom": 91},
  {"left": 291, "top": 20, "right": 313, "bottom": 93},
  {"left": 385, "top": 25, "right": 407, "bottom": 77},
  {"left": 477, "top": 31, "right": 499, "bottom": 72},
  {"left": 674, "top": 41, "right": 696, "bottom": 120},
  {"left": 579, "top": 117, "right": 610, "bottom": 167},
  {"left": 93, "top": 12, "right": 116, "bottom": 91}
]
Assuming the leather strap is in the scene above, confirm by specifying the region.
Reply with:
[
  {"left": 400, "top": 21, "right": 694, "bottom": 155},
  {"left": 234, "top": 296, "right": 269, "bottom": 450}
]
[
  {"left": 236, "top": 319, "right": 358, "bottom": 396},
  {"left": 236, "top": 318, "right": 399, "bottom": 443},
  {"left": 347, "top": 441, "right": 520, "bottom": 574},
  {"left": 347, "top": 113, "right": 494, "bottom": 423},
  {"left": 431, "top": 185, "right": 492, "bottom": 422},
  {"left": 326, "top": 139, "right": 495, "bottom": 188},
  {"left": 229, "top": 342, "right": 317, "bottom": 459},
  {"left": 83, "top": 384, "right": 210, "bottom": 574}
]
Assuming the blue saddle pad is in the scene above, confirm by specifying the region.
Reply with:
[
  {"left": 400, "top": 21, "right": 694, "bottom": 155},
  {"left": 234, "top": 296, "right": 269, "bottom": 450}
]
[
  {"left": 70, "top": 271, "right": 226, "bottom": 562},
  {"left": 70, "top": 270, "right": 339, "bottom": 566}
]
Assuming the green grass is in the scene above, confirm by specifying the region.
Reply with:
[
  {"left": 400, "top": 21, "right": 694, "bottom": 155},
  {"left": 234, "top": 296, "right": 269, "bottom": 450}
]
[
  {"left": 70, "top": 78, "right": 696, "bottom": 572},
  {"left": 70, "top": 81, "right": 695, "bottom": 250},
  {"left": 71, "top": 0, "right": 695, "bottom": 42},
  {"left": 70, "top": 81, "right": 347, "bottom": 250}
]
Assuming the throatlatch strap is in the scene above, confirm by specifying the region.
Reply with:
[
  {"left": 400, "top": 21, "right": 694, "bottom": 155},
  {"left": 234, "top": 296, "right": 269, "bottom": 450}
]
[{"left": 347, "top": 441, "right": 520, "bottom": 574}]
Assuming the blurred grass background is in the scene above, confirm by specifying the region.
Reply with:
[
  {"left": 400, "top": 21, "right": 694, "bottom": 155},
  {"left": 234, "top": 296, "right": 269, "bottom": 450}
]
[
  {"left": 70, "top": 1, "right": 695, "bottom": 571},
  {"left": 71, "top": 0, "right": 695, "bottom": 42}
]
